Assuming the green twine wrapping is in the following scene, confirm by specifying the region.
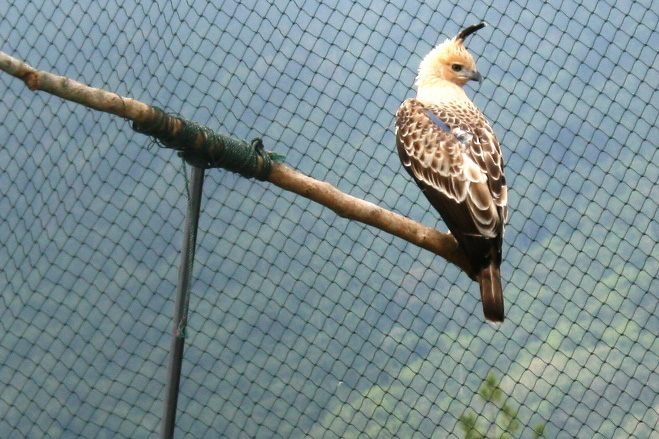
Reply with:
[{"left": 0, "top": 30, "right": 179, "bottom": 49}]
[{"left": 132, "top": 106, "right": 282, "bottom": 181}]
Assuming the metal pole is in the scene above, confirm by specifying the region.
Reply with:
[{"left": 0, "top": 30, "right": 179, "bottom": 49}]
[{"left": 160, "top": 165, "right": 205, "bottom": 439}]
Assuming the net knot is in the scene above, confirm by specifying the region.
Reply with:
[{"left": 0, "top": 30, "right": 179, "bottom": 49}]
[{"left": 132, "top": 106, "right": 282, "bottom": 180}]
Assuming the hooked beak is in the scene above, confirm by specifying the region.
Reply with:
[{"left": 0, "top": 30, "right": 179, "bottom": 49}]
[{"left": 470, "top": 70, "right": 483, "bottom": 83}]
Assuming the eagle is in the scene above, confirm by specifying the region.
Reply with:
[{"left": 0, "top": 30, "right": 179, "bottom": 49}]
[{"left": 395, "top": 23, "right": 508, "bottom": 322}]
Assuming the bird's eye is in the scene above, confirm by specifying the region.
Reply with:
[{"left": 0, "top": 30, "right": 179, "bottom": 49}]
[{"left": 451, "top": 64, "right": 463, "bottom": 72}]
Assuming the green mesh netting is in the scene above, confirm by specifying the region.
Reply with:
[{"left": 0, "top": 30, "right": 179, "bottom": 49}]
[{"left": 1, "top": 1, "right": 657, "bottom": 438}]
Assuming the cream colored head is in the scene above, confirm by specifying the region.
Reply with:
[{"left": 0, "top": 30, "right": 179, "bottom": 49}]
[{"left": 417, "top": 23, "right": 485, "bottom": 89}]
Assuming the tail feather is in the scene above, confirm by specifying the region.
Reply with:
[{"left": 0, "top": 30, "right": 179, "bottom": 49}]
[{"left": 477, "top": 263, "right": 504, "bottom": 322}]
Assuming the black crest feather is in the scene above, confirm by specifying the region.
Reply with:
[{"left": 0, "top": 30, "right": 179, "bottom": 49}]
[{"left": 456, "top": 22, "right": 486, "bottom": 42}]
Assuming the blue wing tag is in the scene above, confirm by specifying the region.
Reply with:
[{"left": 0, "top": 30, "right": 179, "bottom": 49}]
[
  {"left": 425, "top": 110, "right": 466, "bottom": 144},
  {"left": 425, "top": 110, "right": 451, "bottom": 132}
]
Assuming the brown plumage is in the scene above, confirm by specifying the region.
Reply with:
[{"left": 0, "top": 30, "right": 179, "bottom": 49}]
[{"left": 395, "top": 23, "right": 508, "bottom": 322}]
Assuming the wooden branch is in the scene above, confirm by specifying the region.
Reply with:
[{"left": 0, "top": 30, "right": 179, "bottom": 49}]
[
  {"left": 0, "top": 50, "right": 176, "bottom": 131},
  {"left": 0, "top": 50, "right": 474, "bottom": 278},
  {"left": 269, "top": 164, "right": 473, "bottom": 276}
]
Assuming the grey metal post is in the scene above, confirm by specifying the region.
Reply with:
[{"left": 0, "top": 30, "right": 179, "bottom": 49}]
[{"left": 160, "top": 165, "right": 205, "bottom": 439}]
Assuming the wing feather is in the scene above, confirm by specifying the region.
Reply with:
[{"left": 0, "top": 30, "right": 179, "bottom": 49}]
[{"left": 395, "top": 98, "right": 506, "bottom": 243}]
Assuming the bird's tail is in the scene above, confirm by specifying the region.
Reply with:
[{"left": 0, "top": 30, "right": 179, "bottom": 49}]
[{"left": 477, "top": 263, "right": 504, "bottom": 322}]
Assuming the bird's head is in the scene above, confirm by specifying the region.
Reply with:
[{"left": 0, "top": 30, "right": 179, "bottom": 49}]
[{"left": 416, "top": 23, "right": 486, "bottom": 89}]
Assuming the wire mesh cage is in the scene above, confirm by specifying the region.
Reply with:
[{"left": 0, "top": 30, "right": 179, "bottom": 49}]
[{"left": 1, "top": 0, "right": 657, "bottom": 438}]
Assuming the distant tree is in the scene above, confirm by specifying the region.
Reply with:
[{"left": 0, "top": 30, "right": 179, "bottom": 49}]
[{"left": 458, "top": 372, "right": 545, "bottom": 439}]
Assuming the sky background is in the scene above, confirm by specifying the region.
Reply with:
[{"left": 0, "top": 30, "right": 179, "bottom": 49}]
[{"left": 0, "top": 0, "right": 657, "bottom": 438}]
